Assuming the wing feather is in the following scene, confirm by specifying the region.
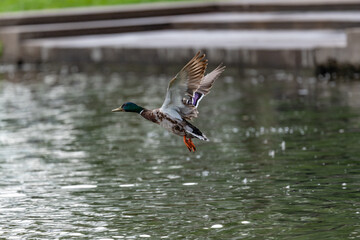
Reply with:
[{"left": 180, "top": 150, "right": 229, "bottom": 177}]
[
  {"left": 160, "top": 51, "right": 208, "bottom": 120},
  {"left": 198, "top": 64, "right": 226, "bottom": 96},
  {"left": 160, "top": 52, "right": 225, "bottom": 121}
]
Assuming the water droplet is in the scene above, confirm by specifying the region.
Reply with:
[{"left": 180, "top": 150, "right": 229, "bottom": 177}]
[
  {"left": 61, "top": 185, "right": 97, "bottom": 189},
  {"left": 167, "top": 175, "right": 180, "bottom": 179},
  {"left": 139, "top": 234, "right": 151, "bottom": 238},
  {"left": 94, "top": 227, "right": 107, "bottom": 232},
  {"left": 298, "top": 89, "right": 308, "bottom": 96},
  {"left": 281, "top": 141, "right": 286, "bottom": 151},
  {"left": 269, "top": 150, "right": 275, "bottom": 158},
  {"left": 68, "top": 233, "right": 85, "bottom": 237},
  {"left": 241, "top": 221, "right": 251, "bottom": 224},
  {"left": 119, "top": 184, "right": 138, "bottom": 188},
  {"left": 210, "top": 224, "right": 223, "bottom": 229},
  {"left": 183, "top": 183, "right": 198, "bottom": 186},
  {"left": 0, "top": 207, "right": 26, "bottom": 212},
  {"left": 168, "top": 165, "right": 183, "bottom": 169},
  {"left": 202, "top": 171, "right": 209, "bottom": 177},
  {"left": 0, "top": 193, "right": 26, "bottom": 198}
]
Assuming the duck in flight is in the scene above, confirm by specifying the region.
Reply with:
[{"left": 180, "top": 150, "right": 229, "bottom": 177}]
[{"left": 112, "top": 52, "right": 225, "bottom": 152}]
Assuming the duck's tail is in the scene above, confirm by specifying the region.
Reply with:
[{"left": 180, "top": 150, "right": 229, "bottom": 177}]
[{"left": 184, "top": 121, "right": 209, "bottom": 141}]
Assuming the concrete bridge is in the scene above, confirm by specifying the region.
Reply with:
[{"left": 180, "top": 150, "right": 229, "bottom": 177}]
[{"left": 1, "top": 0, "right": 360, "bottom": 69}]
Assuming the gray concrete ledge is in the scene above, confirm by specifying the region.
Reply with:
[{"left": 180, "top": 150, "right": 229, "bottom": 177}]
[
  {"left": 22, "top": 46, "right": 318, "bottom": 69},
  {"left": 22, "top": 30, "right": 346, "bottom": 68},
  {"left": 315, "top": 28, "right": 360, "bottom": 64},
  {"left": 173, "top": 11, "right": 360, "bottom": 30},
  {"left": 2, "top": 11, "right": 360, "bottom": 62},
  {"left": 0, "top": 17, "right": 173, "bottom": 62},
  {"left": 2, "top": 0, "right": 360, "bottom": 67}
]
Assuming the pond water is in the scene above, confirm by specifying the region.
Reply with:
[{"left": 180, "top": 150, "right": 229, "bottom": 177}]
[{"left": 0, "top": 64, "right": 359, "bottom": 239}]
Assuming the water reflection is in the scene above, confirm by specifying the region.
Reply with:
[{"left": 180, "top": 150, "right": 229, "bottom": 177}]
[{"left": 0, "top": 65, "right": 359, "bottom": 239}]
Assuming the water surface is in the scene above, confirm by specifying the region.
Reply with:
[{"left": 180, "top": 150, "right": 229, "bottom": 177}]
[{"left": 0, "top": 65, "right": 359, "bottom": 239}]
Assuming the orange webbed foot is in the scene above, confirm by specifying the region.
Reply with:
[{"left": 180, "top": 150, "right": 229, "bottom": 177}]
[
  {"left": 183, "top": 136, "right": 196, "bottom": 152},
  {"left": 188, "top": 138, "right": 196, "bottom": 152},
  {"left": 183, "top": 136, "right": 192, "bottom": 152}
]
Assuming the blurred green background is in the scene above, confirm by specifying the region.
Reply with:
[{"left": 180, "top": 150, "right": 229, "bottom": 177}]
[{"left": 0, "top": 0, "right": 191, "bottom": 13}]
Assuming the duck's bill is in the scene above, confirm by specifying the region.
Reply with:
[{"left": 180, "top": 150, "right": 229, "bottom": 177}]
[{"left": 112, "top": 107, "right": 124, "bottom": 112}]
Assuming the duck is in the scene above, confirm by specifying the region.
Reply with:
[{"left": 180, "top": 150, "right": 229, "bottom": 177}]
[{"left": 112, "top": 51, "right": 225, "bottom": 152}]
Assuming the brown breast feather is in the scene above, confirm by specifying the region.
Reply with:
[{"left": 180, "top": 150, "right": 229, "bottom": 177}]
[{"left": 140, "top": 109, "right": 159, "bottom": 124}]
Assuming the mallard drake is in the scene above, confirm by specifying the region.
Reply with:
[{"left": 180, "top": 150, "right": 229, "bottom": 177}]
[{"left": 112, "top": 52, "right": 225, "bottom": 152}]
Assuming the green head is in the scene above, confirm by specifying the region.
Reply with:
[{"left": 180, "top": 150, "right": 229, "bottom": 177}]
[{"left": 112, "top": 102, "right": 144, "bottom": 114}]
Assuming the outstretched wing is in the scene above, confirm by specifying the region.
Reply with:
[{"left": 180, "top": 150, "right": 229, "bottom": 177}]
[
  {"left": 160, "top": 52, "right": 208, "bottom": 120},
  {"left": 192, "top": 64, "right": 226, "bottom": 107}
]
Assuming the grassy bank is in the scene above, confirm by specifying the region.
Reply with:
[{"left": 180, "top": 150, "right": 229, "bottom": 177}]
[{"left": 0, "top": 0, "right": 189, "bottom": 13}]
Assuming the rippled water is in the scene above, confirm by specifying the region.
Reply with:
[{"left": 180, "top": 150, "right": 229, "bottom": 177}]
[{"left": 0, "top": 65, "right": 360, "bottom": 239}]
